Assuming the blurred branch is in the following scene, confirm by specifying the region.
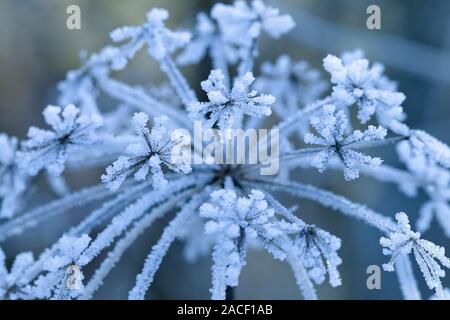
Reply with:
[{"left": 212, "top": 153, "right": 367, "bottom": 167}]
[{"left": 284, "top": 6, "right": 450, "bottom": 84}]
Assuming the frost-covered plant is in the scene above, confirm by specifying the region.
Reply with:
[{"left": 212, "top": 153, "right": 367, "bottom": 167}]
[
  {"left": 188, "top": 70, "right": 274, "bottom": 130},
  {"left": 1, "top": 1, "right": 450, "bottom": 300}
]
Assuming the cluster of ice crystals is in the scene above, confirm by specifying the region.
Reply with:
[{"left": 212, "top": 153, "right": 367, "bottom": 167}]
[
  {"left": 110, "top": 8, "right": 191, "bottom": 65},
  {"left": 32, "top": 234, "right": 90, "bottom": 300},
  {"left": 380, "top": 212, "right": 450, "bottom": 299},
  {"left": 295, "top": 225, "right": 342, "bottom": 287},
  {"left": 0, "top": 248, "right": 34, "bottom": 299},
  {"left": 200, "top": 189, "right": 299, "bottom": 299},
  {"left": 188, "top": 70, "right": 274, "bottom": 130},
  {"left": 408, "top": 130, "right": 450, "bottom": 169},
  {"left": 304, "top": 105, "right": 386, "bottom": 180},
  {"left": 212, "top": 0, "right": 294, "bottom": 48},
  {"left": 102, "top": 113, "right": 191, "bottom": 191},
  {"left": 17, "top": 105, "right": 102, "bottom": 176},
  {"left": 323, "top": 54, "right": 408, "bottom": 134}
]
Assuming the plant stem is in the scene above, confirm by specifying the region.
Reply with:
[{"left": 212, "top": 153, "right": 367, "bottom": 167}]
[{"left": 225, "top": 286, "right": 234, "bottom": 300}]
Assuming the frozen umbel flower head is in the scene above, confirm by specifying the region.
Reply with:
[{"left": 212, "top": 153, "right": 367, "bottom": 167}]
[
  {"left": 200, "top": 189, "right": 300, "bottom": 299},
  {"left": 295, "top": 225, "right": 342, "bottom": 287},
  {"left": 32, "top": 234, "right": 91, "bottom": 299},
  {"left": 102, "top": 112, "right": 191, "bottom": 191},
  {"left": 110, "top": 8, "right": 191, "bottom": 66},
  {"left": 323, "top": 54, "right": 408, "bottom": 135},
  {"left": 0, "top": 247, "right": 34, "bottom": 299},
  {"left": 0, "top": 134, "right": 28, "bottom": 218},
  {"left": 2, "top": 1, "right": 450, "bottom": 301},
  {"left": 380, "top": 212, "right": 450, "bottom": 299},
  {"left": 304, "top": 104, "right": 386, "bottom": 180},
  {"left": 211, "top": 0, "right": 295, "bottom": 47},
  {"left": 17, "top": 104, "right": 102, "bottom": 176},
  {"left": 188, "top": 69, "right": 274, "bottom": 130}
]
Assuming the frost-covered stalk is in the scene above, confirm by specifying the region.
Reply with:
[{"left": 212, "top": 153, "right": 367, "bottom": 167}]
[
  {"left": 129, "top": 190, "right": 209, "bottom": 300},
  {"left": 110, "top": 8, "right": 197, "bottom": 105},
  {"left": 2, "top": 1, "right": 450, "bottom": 300}
]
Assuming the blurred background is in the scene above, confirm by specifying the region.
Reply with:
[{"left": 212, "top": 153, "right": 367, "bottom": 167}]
[{"left": 1, "top": 0, "right": 450, "bottom": 299}]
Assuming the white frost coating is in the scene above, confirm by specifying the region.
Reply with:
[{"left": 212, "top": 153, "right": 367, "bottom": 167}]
[
  {"left": 304, "top": 105, "right": 386, "bottom": 180},
  {"left": 380, "top": 212, "right": 450, "bottom": 299},
  {"left": 188, "top": 69, "right": 274, "bottom": 130},
  {"left": 397, "top": 140, "right": 450, "bottom": 236},
  {"left": 0, "top": 248, "right": 34, "bottom": 299},
  {"left": 83, "top": 189, "right": 196, "bottom": 299},
  {"left": 31, "top": 234, "right": 91, "bottom": 299},
  {"left": 211, "top": 0, "right": 294, "bottom": 48},
  {"left": 17, "top": 104, "right": 102, "bottom": 176},
  {"left": 78, "top": 176, "right": 204, "bottom": 266},
  {"left": 102, "top": 113, "right": 191, "bottom": 191},
  {"left": 251, "top": 179, "right": 397, "bottom": 232},
  {"left": 2, "top": 1, "right": 450, "bottom": 301},
  {"left": 323, "top": 54, "right": 408, "bottom": 135},
  {"left": 0, "top": 183, "right": 111, "bottom": 241},
  {"left": 128, "top": 191, "right": 208, "bottom": 300},
  {"left": 199, "top": 188, "right": 324, "bottom": 300},
  {"left": 409, "top": 130, "right": 450, "bottom": 169}
]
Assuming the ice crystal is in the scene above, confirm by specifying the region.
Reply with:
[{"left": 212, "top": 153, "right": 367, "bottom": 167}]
[
  {"left": 102, "top": 113, "right": 191, "bottom": 191},
  {"left": 380, "top": 212, "right": 450, "bottom": 299},
  {"left": 17, "top": 104, "right": 102, "bottom": 176},
  {"left": 304, "top": 104, "right": 386, "bottom": 180},
  {"left": 323, "top": 54, "right": 408, "bottom": 135},
  {"left": 188, "top": 70, "right": 274, "bottom": 130}
]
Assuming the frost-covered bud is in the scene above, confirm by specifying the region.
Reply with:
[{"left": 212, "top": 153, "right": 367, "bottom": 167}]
[
  {"left": 304, "top": 105, "right": 386, "bottom": 180},
  {"left": 102, "top": 113, "right": 191, "bottom": 191},
  {"left": 211, "top": 0, "right": 294, "bottom": 48},
  {"left": 188, "top": 69, "right": 274, "bottom": 130},
  {"left": 110, "top": 8, "right": 191, "bottom": 65},
  {"left": 0, "top": 134, "right": 28, "bottom": 218},
  {"left": 323, "top": 54, "right": 407, "bottom": 133},
  {"left": 380, "top": 212, "right": 450, "bottom": 299},
  {"left": 295, "top": 225, "right": 342, "bottom": 287},
  {"left": 17, "top": 105, "right": 102, "bottom": 176}
]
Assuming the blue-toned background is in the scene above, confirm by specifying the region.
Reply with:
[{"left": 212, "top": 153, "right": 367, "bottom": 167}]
[{"left": 1, "top": 0, "right": 449, "bottom": 299}]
